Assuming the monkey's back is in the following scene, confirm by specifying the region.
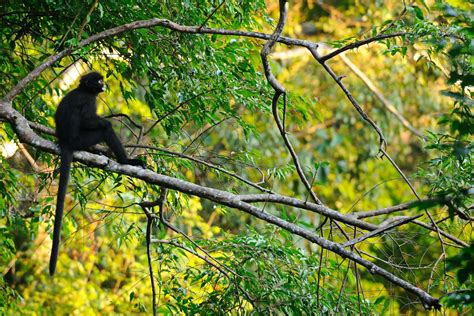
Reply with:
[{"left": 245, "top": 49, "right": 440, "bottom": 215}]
[{"left": 55, "top": 88, "right": 96, "bottom": 148}]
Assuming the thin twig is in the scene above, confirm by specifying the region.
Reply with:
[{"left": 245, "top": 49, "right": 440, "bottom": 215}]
[
  {"left": 182, "top": 117, "right": 229, "bottom": 154},
  {"left": 353, "top": 198, "right": 441, "bottom": 219},
  {"left": 335, "top": 259, "right": 350, "bottom": 312},
  {"left": 413, "top": 220, "right": 468, "bottom": 247},
  {"left": 198, "top": 1, "right": 226, "bottom": 31},
  {"left": 103, "top": 113, "right": 142, "bottom": 129},
  {"left": 55, "top": 12, "right": 80, "bottom": 51},
  {"left": 310, "top": 45, "right": 387, "bottom": 152},
  {"left": 339, "top": 54, "right": 423, "bottom": 138},
  {"left": 380, "top": 0, "right": 408, "bottom": 33},
  {"left": 380, "top": 148, "right": 421, "bottom": 200},
  {"left": 77, "top": 0, "right": 99, "bottom": 40},
  {"left": 320, "top": 32, "right": 407, "bottom": 62},
  {"left": 316, "top": 223, "right": 325, "bottom": 309},
  {"left": 128, "top": 144, "right": 273, "bottom": 194},
  {"left": 17, "top": 142, "right": 40, "bottom": 172},
  {"left": 342, "top": 214, "right": 422, "bottom": 247},
  {"left": 144, "top": 88, "right": 217, "bottom": 136},
  {"left": 427, "top": 253, "right": 445, "bottom": 293}
]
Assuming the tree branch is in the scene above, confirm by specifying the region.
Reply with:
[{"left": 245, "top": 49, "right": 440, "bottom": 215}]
[
  {"left": 2, "top": 17, "right": 405, "bottom": 102},
  {"left": 342, "top": 214, "right": 422, "bottom": 247},
  {"left": 353, "top": 198, "right": 439, "bottom": 219},
  {"left": 260, "top": 0, "right": 323, "bottom": 205},
  {"left": 0, "top": 11, "right": 448, "bottom": 309},
  {"left": 320, "top": 32, "right": 407, "bottom": 62}
]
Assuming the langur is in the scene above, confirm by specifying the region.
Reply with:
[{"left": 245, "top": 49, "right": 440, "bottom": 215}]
[{"left": 50, "top": 72, "right": 143, "bottom": 275}]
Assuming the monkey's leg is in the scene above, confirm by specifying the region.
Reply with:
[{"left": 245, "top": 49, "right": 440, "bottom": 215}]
[
  {"left": 103, "top": 128, "right": 144, "bottom": 166},
  {"left": 77, "top": 126, "right": 132, "bottom": 164},
  {"left": 102, "top": 126, "right": 130, "bottom": 163}
]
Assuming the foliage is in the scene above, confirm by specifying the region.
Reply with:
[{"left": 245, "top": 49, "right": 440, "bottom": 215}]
[
  {"left": 0, "top": 0, "right": 472, "bottom": 314},
  {"left": 0, "top": 278, "right": 20, "bottom": 314},
  {"left": 416, "top": 1, "right": 473, "bottom": 214},
  {"left": 443, "top": 243, "right": 474, "bottom": 308},
  {"left": 151, "top": 228, "right": 374, "bottom": 315}
]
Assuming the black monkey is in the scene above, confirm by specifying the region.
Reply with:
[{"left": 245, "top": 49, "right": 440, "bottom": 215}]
[{"left": 50, "top": 72, "right": 143, "bottom": 276}]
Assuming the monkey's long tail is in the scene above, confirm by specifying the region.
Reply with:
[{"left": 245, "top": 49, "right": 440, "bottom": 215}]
[{"left": 50, "top": 150, "right": 73, "bottom": 276}]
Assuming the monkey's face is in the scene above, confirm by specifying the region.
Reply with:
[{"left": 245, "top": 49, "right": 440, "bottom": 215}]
[{"left": 79, "top": 72, "right": 106, "bottom": 94}]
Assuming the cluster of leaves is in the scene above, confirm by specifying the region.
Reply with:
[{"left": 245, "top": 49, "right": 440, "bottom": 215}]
[
  {"left": 151, "top": 228, "right": 374, "bottom": 315},
  {"left": 418, "top": 2, "right": 473, "bottom": 311},
  {"left": 443, "top": 243, "right": 474, "bottom": 308},
  {"left": 0, "top": 278, "right": 20, "bottom": 314},
  {"left": 417, "top": 2, "right": 473, "bottom": 212}
]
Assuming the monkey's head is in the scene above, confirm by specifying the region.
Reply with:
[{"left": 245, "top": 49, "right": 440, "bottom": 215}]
[{"left": 79, "top": 72, "right": 105, "bottom": 94}]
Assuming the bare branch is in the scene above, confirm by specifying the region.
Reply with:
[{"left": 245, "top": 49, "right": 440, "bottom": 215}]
[
  {"left": 353, "top": 198, "right": 441, "bottom": 219},
  {"left": 240, "top": 194, "right": 377, "bottom": 230},
  {"left": 260, "top": 0, "right": 323, "bottom": 205},
  {"left": 342, "top": 214, "right": 422, "bottom": 247},
  {"left": 413, "top": 220, "right": 468, "bottom": 247}
]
